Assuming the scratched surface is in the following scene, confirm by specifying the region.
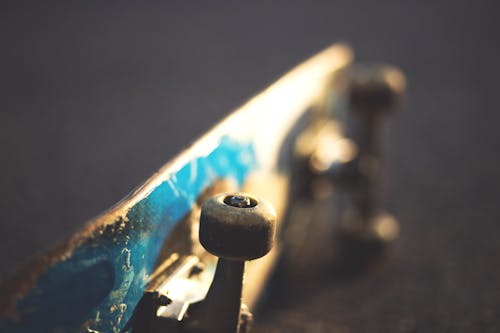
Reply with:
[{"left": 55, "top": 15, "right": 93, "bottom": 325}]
[
  {"left": 0, "top": 43, "right": 350, "bottom": 332},
  {"left": 1, "top": 137, "right": 257, "bottom": 333}
]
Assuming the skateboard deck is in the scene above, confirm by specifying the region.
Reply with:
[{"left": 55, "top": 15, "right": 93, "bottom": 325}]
[{"left": 0, "top": 44, "right": 352, "bottom": 333}]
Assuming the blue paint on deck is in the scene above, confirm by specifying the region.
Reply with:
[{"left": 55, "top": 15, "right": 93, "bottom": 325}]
[{"left": 2, "top": 136, "right": 258, "bottom": 333}]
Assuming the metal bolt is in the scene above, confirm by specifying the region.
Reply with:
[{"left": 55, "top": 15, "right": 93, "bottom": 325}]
[
  {"left": 157, "top": 294, "right": 172, "bottom": 307},
  {"left": 238, "top": 304, "right": 254, "bottom": 333},
  {"left": 189, "top": 262, "right": 205, "bottom": 277},
  {"left": 223, "top": 194, "right": 256, "bottom": 208}
]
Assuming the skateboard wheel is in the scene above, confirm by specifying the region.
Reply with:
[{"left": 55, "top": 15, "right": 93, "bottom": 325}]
[
  {"left": 346, "top": 64, "right": 406, "bottom": 112},
  {"left": 200, "top": 193, "right": 276, "bottom": 261}
]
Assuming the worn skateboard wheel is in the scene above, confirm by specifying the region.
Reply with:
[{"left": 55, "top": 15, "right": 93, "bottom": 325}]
[
  {"left": 200, "top": 193, "right": 277, "bottom": 261},
  {"left": 347, "top": 64, "right": 406, "bottom": 112}
]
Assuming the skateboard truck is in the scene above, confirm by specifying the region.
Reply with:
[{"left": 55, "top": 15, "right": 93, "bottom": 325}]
[
  {"left": 332, "top": 64, "right": 405, "bottom": 245},
  {"left": 293, "top": 64, "right": 405, "bottom": 264},
  {"left": 188, "top": 193, "right": 276, "bottom": 333},
  {"left": 128, "top": 193, "right": 276, "bottom": 333}
]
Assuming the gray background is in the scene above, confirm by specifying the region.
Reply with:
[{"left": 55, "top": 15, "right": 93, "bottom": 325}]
[{"left": 1, "top": 1, "right": 499, "bottom": 331}]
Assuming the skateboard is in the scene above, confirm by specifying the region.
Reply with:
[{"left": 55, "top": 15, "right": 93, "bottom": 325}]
[{"left": 0, "top": 43, "right": 405, "bottom": 333}]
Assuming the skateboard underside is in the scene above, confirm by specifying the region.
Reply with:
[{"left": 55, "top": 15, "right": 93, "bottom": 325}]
[{"left": 0, "top": 44, "right": 352, "bottom": 333}]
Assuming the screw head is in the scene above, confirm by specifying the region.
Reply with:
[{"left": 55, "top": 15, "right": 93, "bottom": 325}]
[
  {"left": 199, "top": 193, "right": 277, "bottom": 261},
  {"left": 223, "top": 194, "right": 256, "bottom": 208}
]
